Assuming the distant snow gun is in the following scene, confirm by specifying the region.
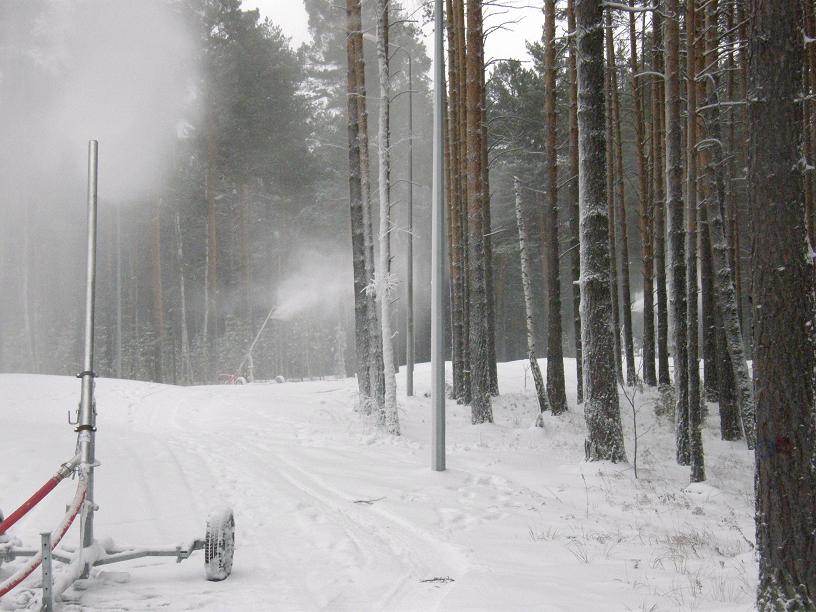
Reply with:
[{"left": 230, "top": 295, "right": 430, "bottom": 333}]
[{"left": 0, "top": 141, "right": 234, "bottom": 609}]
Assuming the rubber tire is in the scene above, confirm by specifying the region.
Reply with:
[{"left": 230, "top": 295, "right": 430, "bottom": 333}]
[{"left": 205, "top": 508, "right": 235, "bottom": 581}]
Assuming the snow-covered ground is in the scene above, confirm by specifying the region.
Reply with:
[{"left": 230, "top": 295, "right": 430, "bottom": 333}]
[{"left": 0, "top": 361, "right": 756, "bottom": 611}]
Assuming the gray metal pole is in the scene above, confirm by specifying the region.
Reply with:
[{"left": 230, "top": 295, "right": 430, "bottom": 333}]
[
  {"left": 431, "top": 0, "right": 446, "bottom": 471},
  {"left": 40, "top": 532, "right": 54, "bottom": 611},
  {"left": 40, "top": 532, "right": 54, "bottom": 612},
  {"left": 78, "top": 140, "right": 99, "bottom": 556},
  {"left": 406, "top": 54, "right": 415, "bottom": 397}
]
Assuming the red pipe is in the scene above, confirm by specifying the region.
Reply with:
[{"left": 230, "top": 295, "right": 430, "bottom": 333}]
[
  {"left": 0, "top": 477, "right": 61, "bottom": 536},
  {"left": 0, "top": 480, "right": 87, "bottom": 598},
  {"left": 0, "top": 477, "right": 60, "bottom": 536}
]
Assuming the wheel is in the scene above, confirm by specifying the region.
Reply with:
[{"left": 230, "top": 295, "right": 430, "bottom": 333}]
[
  {"left": 205, "top": 508, "right": 235, "bottom": 581},
  {"left": 235, "top": 376, "right": 247, "bottom": 385}
]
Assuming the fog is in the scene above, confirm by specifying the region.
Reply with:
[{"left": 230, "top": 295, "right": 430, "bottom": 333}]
[{"left": 0, "top": 0, "right": 436, "bottom": 384}]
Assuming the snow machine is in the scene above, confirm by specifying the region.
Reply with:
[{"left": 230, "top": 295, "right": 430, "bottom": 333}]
[{"left": 0, "top": 142, "right": 235, "bottom": 609}]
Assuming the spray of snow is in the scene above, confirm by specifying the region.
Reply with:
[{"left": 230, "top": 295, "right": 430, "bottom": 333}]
[{"left": 269, "top": 250, "right": 352, "bottom": 322}]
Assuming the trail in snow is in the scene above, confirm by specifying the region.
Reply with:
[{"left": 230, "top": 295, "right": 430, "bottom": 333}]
[{"left": 0, "top": 363, "right": 757, "bottom": 611}]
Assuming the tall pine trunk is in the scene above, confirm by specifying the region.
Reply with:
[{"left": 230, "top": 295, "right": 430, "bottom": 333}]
[
  {"left": 604, "top": 20, "right": 623, "bottom": 385},
  {"left": 749, "top": 0, "right": 816, "bottom": 604},
  {"left": 346, "top": 0, "right": 371, "bottom": 400},
  {"left": 514, "top": 177, "right": 549, "bottom": 419},
  {"left": 701, "top": 0, "right": 755, "bottom": 450},
  {"left": 466, "top": 0, "right": 492, "bottom": 423},
  {"left": 629, "top": 1, "right": 655, "bottom": 387},
  {"left": 375, "top": 0, "right": 399, "bottom": 435},
  {"left": 575, "top": 0, "right": 626, "bottom": 463},
  {"left": 445, "top": 0, "right": 466, "bottom": 401},
  {"left": 651, "top": 4, "right": 670, "bottom": 386},
  {"left": 604, "top": 18, "right": 635, "bottom": 386},
  {"left": 567, "top": 0, "right": 584, "bottom": 403},
  {"left": 686, "top": 0, "right": 704, "bottom": 483},
  {"left": 544, "top": 0, "right": 567, "bottom": 414},
  {"left": 665, "top": 0, "right": 689, "bottom": 465},
  {"left": 353, "top": 0, "right": 386, "bottom": 411}
]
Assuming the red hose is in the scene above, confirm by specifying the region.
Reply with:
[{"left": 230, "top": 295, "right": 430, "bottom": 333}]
[
  {"left": 0, "top": 477, "right": 60, "bottom": 535},
  {"left": 0, "top": 479, "right": 87, "bottom": 598}
]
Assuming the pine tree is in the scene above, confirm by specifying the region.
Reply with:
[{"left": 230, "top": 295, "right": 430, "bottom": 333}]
[
  {"left": 466, "top": 0, "right": 492, "bottom": 423},
  {"left": 575, "top": 0, "right": 626, "bottom": 462},
  {"left": 665, "top": 0, "right": 689, "bottom": 466},
  {"left": 749, "top": 0, "right": 816, "bottom": 605},
  {"left": 544, "top": 0, "right": 567, "bottom": 414},
  {"left": 375, "top": 0, "right": 399, "bottom": 435}
]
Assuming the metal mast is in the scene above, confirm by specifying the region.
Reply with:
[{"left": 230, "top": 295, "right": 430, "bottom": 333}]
[
  {"left": 431, "top": 0, "right": 446, "bottom": 471},
  {"left": 78, "top": 140, "right": 99, "bottom": 563}
]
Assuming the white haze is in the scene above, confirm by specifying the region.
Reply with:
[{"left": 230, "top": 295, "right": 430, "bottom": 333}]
[
  {"left": 270, "top": 250, "right": 352, "bottom": 322},
  {"left": 0, "top": 0, "right": 197, "bottom": 206}
]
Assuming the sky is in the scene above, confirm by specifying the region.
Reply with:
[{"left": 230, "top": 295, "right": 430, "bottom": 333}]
[{"left": 242, "top": 0, "right": 545, "bottom": 66}]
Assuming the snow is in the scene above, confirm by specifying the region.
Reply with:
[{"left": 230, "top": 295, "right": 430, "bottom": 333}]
[{"left": 0, "top": 361, "right": 756, "bottom": 610}]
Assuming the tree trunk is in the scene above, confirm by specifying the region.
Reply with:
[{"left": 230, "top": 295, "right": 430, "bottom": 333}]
[
  {"left": 604, "top": 21, "right": 623, "bottom": 385},
  {"left": 445, "top": 0, "right": 466, "bottom": 401},
  {"left": 174, "top": 208, "right": 193, "bottom": 385},
  {"left": 665, "top": 0, "right": 689, "bottom": 465},
  {"left": 480, "top": 38, "right": 498, "bottom": 396},
  {"left": 567, "top": 0, "right": 584, "bottom": 403},
  {"left": 749, "top": 0, "right": 816, "bottom": 605},
  {"left": 606, "top": 19, "right": 636, "bottom": 386},
  {"left": 375, "top": 0, "right": 399, "bottom": 435},
  {"left": 514, "top": 177, "right": 549, "bottom": 419},
  {"left": 205, "top": 105, "right": 218, "bottom": 382},
  {"left": 153, "top": 197, "right": 165, "bottom": 383},
  {"left": 353, "top": 0, "right": 386, "bottom": 411},
  {"left": 457, "top": 0, "right": 472, "bottom": 406},
  {"left": 544, "top": 0, "right": 567, "bottom": 414},
  {"left": 575, "top": 0, "right": 626, "bottom": 463},
  {"left": 346, "top": 0, "right": 371, "bottom": 400},
  {"left": 701, "top": 0, "right": 756, "bottom": 450},
  {"left": 651, "top": 3, "right": 670, "bottom": 386},
  {"left": 466, "top": 0, "right": 492, "bottom": 423},
  {"left": 629, "top": 0, "right": 655, "bottom": 387},
  {"left": 686, "top": 0, "right": 704, "bottom": 483}
]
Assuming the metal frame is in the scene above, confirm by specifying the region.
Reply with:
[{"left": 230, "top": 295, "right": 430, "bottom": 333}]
[{"left": 0, "top": 142, "right": 229, "bottom": 606}]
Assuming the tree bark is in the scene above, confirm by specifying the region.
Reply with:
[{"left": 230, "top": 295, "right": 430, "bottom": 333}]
[
  {"left": 375, "top": 0, "right": 399, "bottom": 435},
  {"left": 466, "top": 0, "right": 492, "bottom": 423},
  {"left": 445, "top": 0, "right": 466, "bottom": 401},
  {"left": 749, "top": 0, "right": 816, "bottom": 605},
  {"left": 701, "top": 0, "right": 756, "bottom": 450},
  {"left": 514, "top": 177, "right": 549, "bottom": 420},
  {"left": 665, "top": 0, "right": 689, "bottom": 465},
  {"left": 567, "top": 0, "right": 584, "bottom": 403},
  {"left": 152, "top": 197, "right": 165, "bottom": 383},
  {"left": 353, "top": 0, "right": 386, "bottom": 411},
  {"left": 606, "top": 19, "right": 636, "bottom": 387},
  {"left": 686, "top": 0, "right": 704, "bottom": 483},
  {"left": 346, "top": 0, "right": 371, "bottom": 400},
  {"left": 604, "top": 20, "right": 623, "bottom": 385},
  {"left": 629, "top": 0, "right": 655, "bottom": 387},
  {"left": 174, "top": 207, "right": 193, "bottom": 384},
  {"left": 544, "top": 0, "right": 567, "bottom": 414},
  {"left": 651, "top": 3, "right": 670, "bottom": 386},
  {"left": 575, "top": 0, "right": 627, "bottom": 463}
]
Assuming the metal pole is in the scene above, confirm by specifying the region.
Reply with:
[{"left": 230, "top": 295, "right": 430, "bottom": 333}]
[
  {"left": 40, "top": 532, "right": 54, "bottom": 612},
  {"left": 406, "top": 54, "right": 415, "bottom": 397},
  {"left": 78, "top": 140, "right": 99, "bottom": 559},
  {"left": 431, "top": 0, "right": 446, "bottom": 471}
]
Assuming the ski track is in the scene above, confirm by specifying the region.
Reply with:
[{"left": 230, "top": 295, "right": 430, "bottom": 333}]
[{"left": 169, "top": 418, "right": 467, "bottom": 611}]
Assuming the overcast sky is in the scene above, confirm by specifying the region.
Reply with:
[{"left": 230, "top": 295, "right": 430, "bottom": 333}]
[{"left": 242, "top": 0, "right": 544, "bottom": 66}]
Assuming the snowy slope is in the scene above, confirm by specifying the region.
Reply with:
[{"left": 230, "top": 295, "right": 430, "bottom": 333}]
[{"left": 0, "top": 362, "right": 756, "bottom": 611}]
